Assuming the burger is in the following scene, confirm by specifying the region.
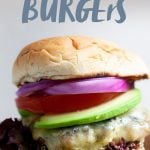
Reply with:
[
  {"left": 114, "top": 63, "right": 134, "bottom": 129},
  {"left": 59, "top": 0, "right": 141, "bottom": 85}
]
[{"left": 3, "top": 36, "right": 150, "bottom": 149}]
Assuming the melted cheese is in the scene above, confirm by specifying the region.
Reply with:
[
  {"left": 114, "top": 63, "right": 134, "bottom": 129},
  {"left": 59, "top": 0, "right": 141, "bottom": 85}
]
[{"left": 24, "top": 107, "right": 150, "bottom": 150}]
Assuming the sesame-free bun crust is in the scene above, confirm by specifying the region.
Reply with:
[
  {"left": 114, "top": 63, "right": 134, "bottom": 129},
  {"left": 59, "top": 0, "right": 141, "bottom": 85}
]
[{"left": 13, "top": 36, "right": 150, "bottom": 86}]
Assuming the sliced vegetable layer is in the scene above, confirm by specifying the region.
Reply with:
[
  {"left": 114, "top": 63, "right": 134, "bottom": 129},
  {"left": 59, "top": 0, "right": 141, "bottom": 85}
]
[
  {"left": 17, "top": 77, "right": 134, "bottom": 97},
  {"left": 34, "top": 89, "right": 141, "bottom": 129},
  {"left": 18, "top": 109, "right": 35, "bottom": 118},
  {"left": 16, "top": 93, "right": 121, "bottom": 114}
]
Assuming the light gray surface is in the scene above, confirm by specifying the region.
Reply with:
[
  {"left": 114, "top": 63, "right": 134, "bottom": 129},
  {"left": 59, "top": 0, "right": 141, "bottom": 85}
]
[{"left": 0, "top": 0, "right": 150, "bottom": 120}]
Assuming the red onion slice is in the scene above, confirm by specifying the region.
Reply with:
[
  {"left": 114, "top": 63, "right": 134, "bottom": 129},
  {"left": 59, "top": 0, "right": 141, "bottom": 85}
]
[
  {"left": 17, "top": 80, "right": 62, "bottom": 97},
  {"left": 45, "top": 77, "right": 134, "bottom": 95},
  {"left": 17, "top": 77, "right": 134, "bottom": 97}
]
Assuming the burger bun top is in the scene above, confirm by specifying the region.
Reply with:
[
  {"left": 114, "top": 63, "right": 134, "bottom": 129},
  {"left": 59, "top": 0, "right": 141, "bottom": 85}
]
[{"left": 12, "top": 36, "right": 150, "bottom": 86}]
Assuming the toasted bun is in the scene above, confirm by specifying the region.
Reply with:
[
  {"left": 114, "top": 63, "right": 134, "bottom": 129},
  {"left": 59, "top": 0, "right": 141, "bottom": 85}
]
[{"left": 13, "top": 36, "right": 150, "bottom": 86}]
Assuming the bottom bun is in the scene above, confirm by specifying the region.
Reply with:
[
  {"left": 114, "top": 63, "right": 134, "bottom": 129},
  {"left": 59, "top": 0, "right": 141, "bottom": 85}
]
[{"left": 144, "top": 135, "right": 150, "bottom": 150}]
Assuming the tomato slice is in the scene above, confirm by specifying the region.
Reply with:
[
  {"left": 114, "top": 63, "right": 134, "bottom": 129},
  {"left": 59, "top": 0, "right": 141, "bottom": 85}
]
[{"left": 16, "top": 93, "right": 122, "bottom": 115}]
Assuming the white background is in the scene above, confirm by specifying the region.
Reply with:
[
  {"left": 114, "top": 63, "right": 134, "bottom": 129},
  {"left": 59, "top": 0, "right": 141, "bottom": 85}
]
[{"left": 0, "top": 0, "right": 150, "bottom": 120}]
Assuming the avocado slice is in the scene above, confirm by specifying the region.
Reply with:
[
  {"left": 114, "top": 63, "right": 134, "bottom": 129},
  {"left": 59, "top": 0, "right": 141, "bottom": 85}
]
[
  {"left": 34, "top": 89, "right": 141, "bottom": 129},
  {"left": 19, "top": 109, "right": 35, "bottom": 118}
]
